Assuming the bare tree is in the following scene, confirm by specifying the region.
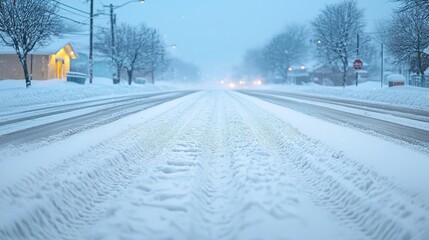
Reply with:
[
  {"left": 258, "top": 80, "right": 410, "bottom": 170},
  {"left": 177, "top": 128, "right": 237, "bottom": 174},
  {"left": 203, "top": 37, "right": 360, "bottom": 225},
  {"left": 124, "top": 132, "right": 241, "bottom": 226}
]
[
  {"left": 95, "top": 28, "right": 113, "bottom": 80},
  {"left": 263, "top": 24, "right": 308, "bottom": 83},
  {"left": 95, "top": 24, "right": 129, "bottom": 84},
  {"left": 121, "top": 24, "right": 151, "bottom": 85},
  {"left": 381, "top": 7, "right": 429, "bottom": 82},
  {"left": 138, "top": 29, "right": 169, "bottom": 84},
  {"left": 312, "top": 0, "right": 365, "bottom": 87},
  {"left": 241, "top": 48, "right": 270, "bottom": 79},
  {"left": 96, "top": 24, "right": 168, "bottom": 85},
  {"left": 394, "top": 0, "right": 429, "bottom": 18},
  {"left": 0, "top": 0, "right": 60, "bottom": 87}
]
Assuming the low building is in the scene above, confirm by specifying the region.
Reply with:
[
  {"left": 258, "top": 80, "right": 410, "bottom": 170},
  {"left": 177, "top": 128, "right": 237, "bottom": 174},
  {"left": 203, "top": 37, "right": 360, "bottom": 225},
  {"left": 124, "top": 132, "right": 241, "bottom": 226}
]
[
  {"left": 0, "top": 39, "right": 78, "bottom": 80},
  {"left": 311, "top": 63, "right": 368, "bottom": 86}
]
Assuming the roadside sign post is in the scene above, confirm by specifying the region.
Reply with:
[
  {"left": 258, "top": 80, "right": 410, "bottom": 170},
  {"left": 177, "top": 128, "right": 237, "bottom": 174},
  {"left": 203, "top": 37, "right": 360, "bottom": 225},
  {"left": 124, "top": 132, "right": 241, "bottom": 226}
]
[
  {"left": 353, "top": 58, "right": 363, "bottom": 87},
  {"left": 355, "top": 33, "right": 360, "bottom": 87}
]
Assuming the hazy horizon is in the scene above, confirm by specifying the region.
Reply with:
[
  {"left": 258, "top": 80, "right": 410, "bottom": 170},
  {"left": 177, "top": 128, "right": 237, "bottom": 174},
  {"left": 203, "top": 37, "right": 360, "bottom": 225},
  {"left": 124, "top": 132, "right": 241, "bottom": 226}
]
[{"left": 62, "top": 0, "right": 399, "bottom": 81}]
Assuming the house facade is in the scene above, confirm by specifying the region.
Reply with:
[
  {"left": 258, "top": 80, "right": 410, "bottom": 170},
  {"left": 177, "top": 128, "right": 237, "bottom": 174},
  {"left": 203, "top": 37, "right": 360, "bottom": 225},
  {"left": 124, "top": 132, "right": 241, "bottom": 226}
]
[
  {"left": 311, "top": 63, "right": 368, "bottom": 86},
  {"left": 0, "top": 41, "right": 77, "bottom": 80}
]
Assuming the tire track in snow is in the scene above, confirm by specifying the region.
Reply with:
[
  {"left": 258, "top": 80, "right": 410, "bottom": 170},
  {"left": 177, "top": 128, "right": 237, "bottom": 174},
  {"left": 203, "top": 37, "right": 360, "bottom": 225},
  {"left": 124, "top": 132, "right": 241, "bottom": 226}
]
[
  {"left": 3, "top": 90, "right": 427, "bottom": 239},
  {"left": 85, "top": 93, "right": 231, "bottom": 239},
  {"left": 0, "top": 93, "right": 204, "bottom": 240},
  {"left": 217, "top": 92, "right": 310, "bottom": 240},
  {"left": 86, "top": 91, "right": 347, "bottom": 240},
  {"left": 231, "top": 91, "right": 429, "bottom": 240}
]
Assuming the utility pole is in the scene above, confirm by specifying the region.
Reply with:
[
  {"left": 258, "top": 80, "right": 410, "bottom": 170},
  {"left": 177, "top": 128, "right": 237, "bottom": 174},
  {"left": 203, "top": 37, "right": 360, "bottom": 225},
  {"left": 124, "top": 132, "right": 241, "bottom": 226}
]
[
  {"left": 356, "top": 33, "right": 360, "bottom": 87},
  {"left": 103, "top": 0, "right": 145, "bottom": 84},
  {"left": 109, "top": 4, "right": 118, "bottom": 84},
  {"left": 381, "top": 43, "right": 384, "bottom": 88},
  {"left": 89, "top": 0, "right": 94, "bottom": 84}
]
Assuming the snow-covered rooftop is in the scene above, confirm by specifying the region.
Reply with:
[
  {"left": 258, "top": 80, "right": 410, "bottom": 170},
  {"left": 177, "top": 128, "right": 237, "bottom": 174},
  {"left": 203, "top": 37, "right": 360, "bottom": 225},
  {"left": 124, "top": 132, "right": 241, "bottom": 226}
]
[{"left": 0, "top": 37, "right": 79, "bottom": 55}]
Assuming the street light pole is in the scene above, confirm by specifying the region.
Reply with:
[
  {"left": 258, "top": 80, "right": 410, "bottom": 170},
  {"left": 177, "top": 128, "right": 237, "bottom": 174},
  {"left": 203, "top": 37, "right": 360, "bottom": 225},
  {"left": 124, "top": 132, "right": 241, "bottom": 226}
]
[
  {"left": 356, "top": 33, "right": 360, "bottom": 87},
  {"left": 89, "top": 0, "right": 94, "bottom": 84},
  {"left": 284, "top": 50, "right": 289, "bottom": 84}
]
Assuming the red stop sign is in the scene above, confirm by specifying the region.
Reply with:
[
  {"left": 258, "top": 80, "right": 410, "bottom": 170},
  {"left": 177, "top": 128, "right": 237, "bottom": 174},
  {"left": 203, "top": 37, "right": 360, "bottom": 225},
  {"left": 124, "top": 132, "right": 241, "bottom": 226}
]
[{"left": 353, "top": 59, "right": 363, "bottom": 70}]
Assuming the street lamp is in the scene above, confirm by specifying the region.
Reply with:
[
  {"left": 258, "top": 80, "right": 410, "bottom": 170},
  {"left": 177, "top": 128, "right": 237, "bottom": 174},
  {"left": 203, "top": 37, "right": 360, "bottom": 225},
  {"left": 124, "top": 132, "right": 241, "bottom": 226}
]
[
  {"left": 284, "top": 50, "right": 290, "bottom": 83},
  {"left": 112, "top": 0, "right": 145, "bottom": 10},
  {"left": 103, "top": 0, "right": 145, "bottom": 84},
  {"left": 165, "top": 44, "right": 177, "bottom": 80}
]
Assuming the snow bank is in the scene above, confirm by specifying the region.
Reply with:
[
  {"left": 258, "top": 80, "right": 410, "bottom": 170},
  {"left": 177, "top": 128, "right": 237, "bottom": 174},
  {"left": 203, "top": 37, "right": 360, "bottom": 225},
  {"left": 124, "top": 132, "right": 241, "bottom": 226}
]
[
  {"left": 386, "top": 74, "right": 406, "bottom": 82},
  {"left": 0, "top": 78, "right": 176, "bottom": 112},
  {"left": 263, "top": 81, "right": 429, "bottom": 110}
]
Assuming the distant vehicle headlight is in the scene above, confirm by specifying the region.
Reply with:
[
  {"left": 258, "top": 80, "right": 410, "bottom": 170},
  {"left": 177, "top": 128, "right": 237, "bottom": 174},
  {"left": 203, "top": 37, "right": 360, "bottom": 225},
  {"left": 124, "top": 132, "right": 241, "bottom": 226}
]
[{"left": 254, "top": 80, "right": 262, "bottom": 85}]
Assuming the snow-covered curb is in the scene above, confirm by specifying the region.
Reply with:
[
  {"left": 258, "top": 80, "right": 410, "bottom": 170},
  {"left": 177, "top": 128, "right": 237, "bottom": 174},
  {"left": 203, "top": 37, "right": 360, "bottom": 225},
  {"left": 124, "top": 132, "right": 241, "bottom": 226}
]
[{"left": 261, "top": 81, "right": 429, "bottom": 110}]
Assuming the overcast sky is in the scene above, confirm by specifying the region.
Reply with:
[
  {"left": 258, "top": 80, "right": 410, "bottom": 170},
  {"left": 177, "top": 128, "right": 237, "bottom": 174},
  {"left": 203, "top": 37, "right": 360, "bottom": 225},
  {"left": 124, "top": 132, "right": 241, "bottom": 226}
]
[{"left": 62, "top": 0, "right": 399, "bottom": 80}]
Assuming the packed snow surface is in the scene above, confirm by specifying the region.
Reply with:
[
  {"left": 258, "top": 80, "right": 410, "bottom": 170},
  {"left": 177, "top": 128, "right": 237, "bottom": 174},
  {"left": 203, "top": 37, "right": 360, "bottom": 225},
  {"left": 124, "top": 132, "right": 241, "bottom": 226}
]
[{"left": 0, "top": 80, "right": 429, "bottom": 239}]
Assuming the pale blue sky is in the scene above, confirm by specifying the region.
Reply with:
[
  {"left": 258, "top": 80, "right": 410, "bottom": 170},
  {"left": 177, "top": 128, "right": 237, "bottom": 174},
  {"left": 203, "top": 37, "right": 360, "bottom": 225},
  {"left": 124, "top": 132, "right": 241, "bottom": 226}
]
[{"left": 62, "top": 0, "right": 398, "bottom": 79}]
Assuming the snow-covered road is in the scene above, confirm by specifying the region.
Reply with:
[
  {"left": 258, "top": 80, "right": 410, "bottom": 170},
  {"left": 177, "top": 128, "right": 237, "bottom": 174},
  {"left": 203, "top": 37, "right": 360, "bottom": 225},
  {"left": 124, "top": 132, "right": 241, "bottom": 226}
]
[
  {"left": 0, "top": 91, "right": 194, "bottom": 146},
  {"left": 0, "top": 91, "right": 428, "bottom": 240},
  {"left": 240, "top": 90, "right": 429, "bottom": 150}
]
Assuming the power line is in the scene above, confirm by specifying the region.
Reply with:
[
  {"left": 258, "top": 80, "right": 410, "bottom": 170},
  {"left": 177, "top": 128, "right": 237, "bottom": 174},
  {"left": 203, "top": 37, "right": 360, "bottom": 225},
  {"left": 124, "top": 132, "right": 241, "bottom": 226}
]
[
  {"left": 53, "top": 0, "right": 90, "bottom": 15},
  {"left": 53, "top": 12, "right": 88, "bottom": 26},
  {"left": 94, "top": 25, "right": 109, "bottom": 31},
  {"left": 58, "top": 6, "right": 89, "bottom": 19},
  {"left": 66, "top": 32, "right": 90, "bottom": 36},
  {"left": 53, "top": 13, "right": 107, "bottom": 31},
  {"left": 60, "top": 15, "right": 108, "bottom": 31},
  {"left": 58, "top": 9, "right": 108, "bottom": 23}
]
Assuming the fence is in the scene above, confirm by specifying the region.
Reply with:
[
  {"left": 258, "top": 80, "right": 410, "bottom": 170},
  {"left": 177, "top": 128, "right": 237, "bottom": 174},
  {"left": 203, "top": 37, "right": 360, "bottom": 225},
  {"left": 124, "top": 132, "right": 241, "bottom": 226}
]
[
  {"left": 66, "top": 72, "right": 87, "bottom": 85},
  {"left": 409, "top": 75, "right": 429, "bottom": 88}
]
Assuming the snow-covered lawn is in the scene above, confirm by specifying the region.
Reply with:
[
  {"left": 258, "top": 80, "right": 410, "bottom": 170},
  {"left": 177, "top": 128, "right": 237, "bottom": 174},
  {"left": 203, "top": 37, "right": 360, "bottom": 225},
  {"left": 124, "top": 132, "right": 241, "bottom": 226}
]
[{"left": 0, "top": 80, "right": 428, "bottom": 239}]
